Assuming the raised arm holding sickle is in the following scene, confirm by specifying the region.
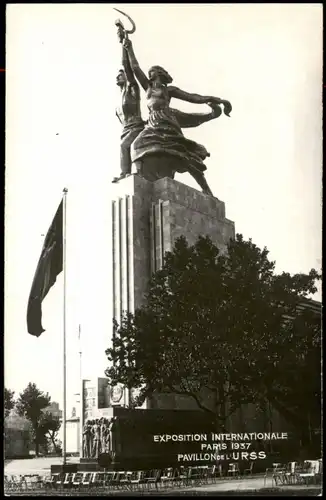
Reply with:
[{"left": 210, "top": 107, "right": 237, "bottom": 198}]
[{"left": 113, "top": 19, "right": 144, "bottom": 183}]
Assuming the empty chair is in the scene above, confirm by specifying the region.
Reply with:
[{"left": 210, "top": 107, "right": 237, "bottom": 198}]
[
  {"left": 282, "top": 462, "right": 296, "bottom": 485},
  {"left": 243, "top": 461, "right": 254, "bottom": 477},
  {"left": 187, "top": 467, "right": 201, "bottom": 485},
  {"left": 117, "top": 471, "right": 133, "bottom": 490},
  {"left": 316, "top": 460, "right": 323, "bottom": 484},
  {"left": 91, "top": 472, "right": 106, "bottom": 487},
  {"left": 62, "top": 473, "right": 75, "bottom": 488},
  {"left": 4, "top": 475, "right": 11, "bottom": 490},
  {"left": 55, "top": 473, "right": 64, "bottom": 488},
  {"left": 207, "top": 465, "right": 217, "bottom": 483},
  {"left": 227, "top": 463, "right": 240, "bottom": 478},
  {"left": 200, "top": 465, "right": 209, "bottom": 483},
  {"left": 4, "top": 475, "right": 19, "bottom": 493},
  {"left": 5, "top": 476, "right": 14, "bottom": 492},
  {"left": 195, "top": 466, "right": 208, "bottom": 485},
  {"left": 26, "top": 475, "right": 42, "bottom": 490},
  {"left": 103, "top": 471, "right": 118, "bottom": 488},
  {"left": 91, "top": 472, "right": 99, "bottom": 486},
  {"left": 18, "top": 475, "right": 27, "bottom": 491},
  {"left": 272, "top": 463, "right": 288, "bottom": 486},
  {"left": 34, "top": 474, "right": 44, "bottom": 489},
  {"left": 7, "top": 476, "right": 17, "bottom": 492},
  {"left": 264, "top": 467, "right": 275, "bottom": 487},
  {"left": 128, "top": 470, "right": 146, "bottom": 490},
  {"left": 160, "top": 468, "right": 176, "bottom": 487},
  {"left": 44, "top": 474, "right": 58, "bottom": 489},
  {"left": 177, "top": 467, "right": 188, "bottom": 487},
  {"left": 298, "top": 460, "right": 320, "bottom": 485},
  {"left": 113, "top": 471, "right": 129, "bottom": 489},
  {"left": 80, "top": 472, "right": 93, "bottom": 490},
  {"left": 145, "top": 469, "right": 161, "bottom": 489},
  {"left": 114, "top": 471, "right": 126, "bottom": 489},
  {"left": 264, "top": 463, "right": 285, "bottom": 487},
  {"left": 72, "top": 472, "right": 84, "bottom": 489},
  {"left": 217, "top": 463, "right": 224, "bottom": 479},
  {"left": 105, "top": 471, "right": 120, "bottom": 489}
]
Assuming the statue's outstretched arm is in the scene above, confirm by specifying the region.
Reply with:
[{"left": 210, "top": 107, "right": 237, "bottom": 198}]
[
  {"left": 122, "top": 46, "right": 136, "bottom": 84},
  {"left": 123, "top": 38, "right": 150, "bottom": 91},
  {"left": 168, "top": 86, "right": 221, "bottom": 105},
  {"left": 170, "top": 87, "right": 232, "bottom": 117}
]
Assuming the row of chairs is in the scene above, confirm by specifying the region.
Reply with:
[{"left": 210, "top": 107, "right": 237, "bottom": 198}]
[
  {"left": 45, "top": 466, "right": 217, "bottom": 490},
  {"left": 5, "top": 474, "right": 44, "bottom": 492},
  {"left": 264, "top": 460, "right": 323, "bottom": 487},
  {"left": 5, "top": 464, "right": 240, "bottom": 493}
]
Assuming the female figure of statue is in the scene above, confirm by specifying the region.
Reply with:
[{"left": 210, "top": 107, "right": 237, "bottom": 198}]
[{"left": 123, "top": 38, "right": 232, "bottom": 196}]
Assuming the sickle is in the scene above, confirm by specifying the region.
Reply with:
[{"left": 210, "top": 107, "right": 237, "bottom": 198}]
[{"left": 113, "top": 8, "right": 136, "bottom": 34}]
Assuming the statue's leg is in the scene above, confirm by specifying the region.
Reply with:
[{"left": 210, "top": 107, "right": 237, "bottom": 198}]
[
  {"left": 113, "top": 129, "right": 144, "bottom": 182},
  {"left": 121, "top": 129, "right": 143, "bottom": 175},
  {"left": 190, "top": 170, "right": 213, "bottom": 196},
  {"left": 120, "top": 134, "right": 133, "bottom": 177}
]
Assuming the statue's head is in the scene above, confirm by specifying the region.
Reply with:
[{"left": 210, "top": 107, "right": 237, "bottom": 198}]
[
  {"left": 148, "top": 66, "right": 173, "bottom": 85},
  {"left": 116, "top": 69, "right": 126, "bottom": 87}
]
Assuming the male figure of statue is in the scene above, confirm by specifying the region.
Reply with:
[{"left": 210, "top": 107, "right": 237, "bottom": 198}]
[{"left": 113, "top": 27, "right": 144, "bottom": 183}]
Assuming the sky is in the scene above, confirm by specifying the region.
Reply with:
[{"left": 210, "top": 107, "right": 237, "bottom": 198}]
[{"left": 5, "top": 4, "right": 322, "bottom": 413}]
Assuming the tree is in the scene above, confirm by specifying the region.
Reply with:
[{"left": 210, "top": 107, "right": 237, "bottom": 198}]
[
  {"left": 16, "top": 383, "right": 51, "bottom": 456},
  {"left": 4, "top": 388, "right": 15, "bottom": 418},
  {"left": 105, "top": 234, "right": 321, "bottom": 434},
  {"left": 39, "top": 412, "right": 62, "bottom": 454},
  {"left": 263, "top": 306, "right": 321, "bottom": 449}
]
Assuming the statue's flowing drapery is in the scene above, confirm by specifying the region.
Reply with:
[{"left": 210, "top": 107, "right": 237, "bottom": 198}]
[{"left": 131, "top": 107, "right": 210, "bottom": 175}]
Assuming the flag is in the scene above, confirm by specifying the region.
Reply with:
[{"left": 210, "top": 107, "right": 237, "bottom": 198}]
[{"left": 27, "top": 199, "right": 63, "bottom": 337}]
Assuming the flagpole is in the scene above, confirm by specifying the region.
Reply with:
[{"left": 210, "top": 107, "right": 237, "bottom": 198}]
[
  {"left": 62, "top": 187, "right": 68, "bottom": 466},
  {"left": 78, "top": 324, "right": 83, "bottom": 457}
]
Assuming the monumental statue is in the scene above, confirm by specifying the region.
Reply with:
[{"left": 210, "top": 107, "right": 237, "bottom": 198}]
[
  {"left": 113, "top": 9, "right": 232, "bottom": 197},
  {"left": 82, "top": 417, "right": 118, "bottom": 459}
]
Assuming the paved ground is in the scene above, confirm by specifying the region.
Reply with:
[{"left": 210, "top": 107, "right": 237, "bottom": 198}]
[
  {"left": 5, "top": 458, "right": 322, "bottom": 496},
  {"left": 5, "top": 456, "right": 79, "bottom": 475},
  {"left": 180, "top": 479, "right": 321, "bottom": 495}
]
